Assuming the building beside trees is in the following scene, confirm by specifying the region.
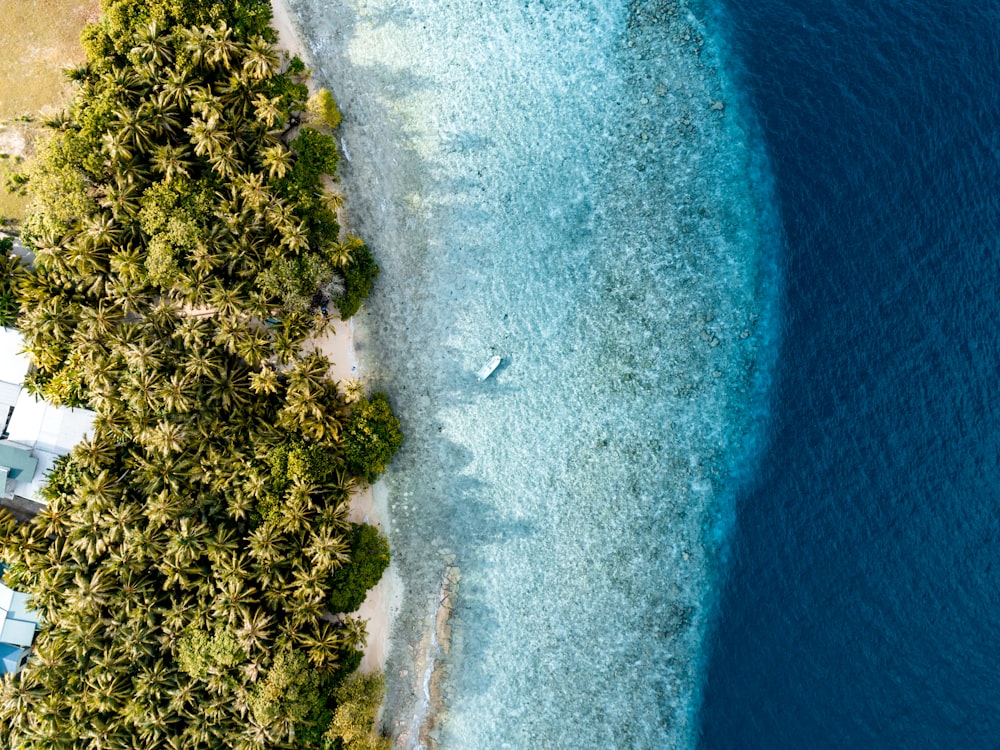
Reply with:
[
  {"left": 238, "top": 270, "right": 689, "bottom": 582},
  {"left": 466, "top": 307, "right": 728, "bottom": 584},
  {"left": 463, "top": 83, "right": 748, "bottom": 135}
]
[
  {"left": 0, "top": 579, "right": 39, "bottom": 675},
  {"left": 0, "top": 327, "right": 94, "bottom": 513},
  {"left": 0, "top": 1, "right": 400, "bottom": 747}
]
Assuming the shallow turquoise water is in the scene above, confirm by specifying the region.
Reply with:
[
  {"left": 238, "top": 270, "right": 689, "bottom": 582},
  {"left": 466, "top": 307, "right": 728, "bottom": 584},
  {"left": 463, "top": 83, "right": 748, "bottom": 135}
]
[{"left": 284, "top": 0, "right": 777, "bottom": 746}]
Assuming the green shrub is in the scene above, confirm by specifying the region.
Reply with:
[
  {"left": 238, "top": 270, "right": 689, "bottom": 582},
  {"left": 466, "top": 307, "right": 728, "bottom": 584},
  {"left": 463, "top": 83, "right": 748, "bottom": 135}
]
[
  {"left": 97, "top": 0, "right": 272, "bottom": 41},
  {"left": 307, "top": 89, "right": 342, "bottom": 130},
  {"left": 340, "top": 392, "right": 401, "bottom": 484},
  {"left": 335, "top": 647, "right": 363, "bottom": 680},
  {"left": 257, "top": 252, "right": 337, "bottom": 316},
  {"left": 0, "top": 238, "right": 21, "bottom": 326},
  {"left": 324, "top": 672, "right": 391, "bottom": 750},
  {"left": 328, "top": 523, "right": 390, "bottom": 615},
  {"left": 248, "top": 646, "right": 322, "bottom": 738},
  {"left": 335, "top": 242, "right": 379, "bottom": 320},
  {"left": 39, "top": 454, "right": 84, "bottom": 503},
  {"left": 176, "top": 625, "right": 244, "bottom": 682},
  {"left": 280, "top": 127, "right": 339, "bottom": 201},
  {"left": 266, "top": 439, "right": 336, "bottom": 492}
]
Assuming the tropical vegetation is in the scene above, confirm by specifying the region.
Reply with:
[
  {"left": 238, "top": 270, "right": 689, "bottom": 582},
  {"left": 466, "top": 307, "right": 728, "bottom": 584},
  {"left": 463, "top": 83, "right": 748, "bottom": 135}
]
[
  {"left": 327, "top": 524, "right": 391, "bottom": 616},
  {"left": 0, "top": 0, "right": 398, "bottom": 747}
]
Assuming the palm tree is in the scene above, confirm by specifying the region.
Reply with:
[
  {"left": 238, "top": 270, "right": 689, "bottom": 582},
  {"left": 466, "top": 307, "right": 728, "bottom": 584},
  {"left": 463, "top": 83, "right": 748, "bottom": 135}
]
[
  {"left": 340, "top": 614, "right": 369, "bottom": 652},
  {"left": 144, "top": 489, "right": 182, "bottom": 529},
  {"left": 249, "top": 366, "right": 280, "bottom": 395},
  {"left": 226, "top": 493, "right": 255, "bottom": 525},
  {"left": 285, "top": 591, "right": 324, "bottom": 629},
  {"left": 107, "top": 63, "right": 149, "bottom": 102},
  {"left": 35, "top": 500, "right": 72, "bottom": 539},
  {"left": 114, "top": 107, "right": 154, "bottom": 151},
  {"left": 279, "top": 220, "right": 310, "bottom": 255},
  {"left": 217, "top": 70, "right": 257, "bottom": 122},
  {"left": 247, "top": 522, "right": 282, "bottom": 566},
  {"left": 296, "top": 619, "right": 345, "bottom": 671},
  {"left": 205, "top": 526, "right": 240, "bottom": 565},
  {"left": 305, "top": 526, "right": 350, "bottom": 573},
  {"left": 208, "top": 280, "right": 246, "bottom": 318},
  {"left": 192, "top": 86, "right": 226, "bottom": 127},
  {"left": 243, "top": 37, "right": 278, "bottom": 81},
  {"left": 236, "top": 609, "right": 273, "bottom": 653},
  {"left": 276, "top": 483, "right": 313, "bottom": 535},
  {"left": 253, "top": 94, "right": 285, "bottom": 129},
  {"left": 142, "top": 420, "right": 187, "bottom": 456},
  {"left": 173, "top": 315, "right": 212, "bottom": 349},
  {"left": 141, "top": 90, "right": 183, "bottom": 136},
  {"left": 182, "top": 712, "right": 216, "bottom": 747},
  {"left": 210, "top": 141, "right": 243, "bottom": 180},
  {"left": 182, "top": 348, "right": 223, "bottom": 380},
  {"left": 237, "top": 172, "right": 270, "bottom": 210},
  {"left": 205, "top": 21, "right": 241, "bottom": 71},
  {"left": 234, "top": 327, "right": 271, "bottom": 368},
  {"left": 271, "top": 328, "right": 301, "bottom": 366},
  {"left": 135, "top": 450, "right": 192, "bottom": 496},
  {"left": 186, "top": 117, "right": 230, "bottom": 158},
  {"left": 212, "top": 576, "right": 257, "bottom": 627},
  {"left": 80, "top": 212, "right": 122, "bottom": 250},
  {"left": 151, "top": 143, "right": 194, "bottom": 181},
  {"left": 261, "top": 143, "right": 293, "bottom": 179},
  {"left": 159, "top": 371, "right": 195, "bottom": 414},
  {"left": 132, "top": 22, "right": 174, "bottom": 67},
  {"left": 205, "top": 362, "right": 251, "bottom": 411},
  {"left": 101, "top": 130, "right": 134, "bottom": 163},
  {"left": 159, "top": 67, "right": 197, "bottom": 109},
  {"left": 180, "top": 25, "right": 212, "bottom": 70},
  {"left": 77, "top": 300, "right": 123, "bottom": 341},
  {"left": 100, "top": 177, "right": 144, "bottom": 219},
  {"left": 123, "top": 337, "right": 166, "bottom": 373},
  {"left": 105, "top": 276, "right": 150, "bottom": 317}
]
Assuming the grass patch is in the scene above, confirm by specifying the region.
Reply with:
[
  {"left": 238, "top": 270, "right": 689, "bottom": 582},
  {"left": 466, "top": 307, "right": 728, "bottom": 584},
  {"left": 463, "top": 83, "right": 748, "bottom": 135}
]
[{"left": 0, "top": 0, "right": 98, "bottom": 222}]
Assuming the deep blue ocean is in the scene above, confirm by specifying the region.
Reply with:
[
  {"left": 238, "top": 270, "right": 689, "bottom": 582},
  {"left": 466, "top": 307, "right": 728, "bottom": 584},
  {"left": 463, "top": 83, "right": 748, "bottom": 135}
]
[{"left": 701, "top": 1, "right": 1000, "bottom": 747}]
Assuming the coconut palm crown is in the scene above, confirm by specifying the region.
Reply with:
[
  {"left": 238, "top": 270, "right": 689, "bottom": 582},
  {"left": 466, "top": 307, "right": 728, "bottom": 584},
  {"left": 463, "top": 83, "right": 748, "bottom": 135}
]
[{"left": 0, "top": 2, "right": 398, "bottom": 749}]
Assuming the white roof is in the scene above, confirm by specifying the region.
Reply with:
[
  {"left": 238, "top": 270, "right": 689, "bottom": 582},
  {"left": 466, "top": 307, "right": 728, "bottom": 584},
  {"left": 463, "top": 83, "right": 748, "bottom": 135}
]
[
  {"left": 0, "top": 328, "right": 30, "bottom": 387},
  {"left": 6, "top": 391, "right": 95, "bottom": 456},
  {"left": 0, "top": 380, "right": 20, "bottom": 408},
  {"left": 7, "top": 591, "right": 32, "bottom": 622},
  {"left": 4, "top": 391, "right": 94, "bottom": 503},
  {"left": 0, "top": 618, "right": 35, "bottom": 648},
  {"left": 0, "top": 328, "right": 95, "bottom": 502}
]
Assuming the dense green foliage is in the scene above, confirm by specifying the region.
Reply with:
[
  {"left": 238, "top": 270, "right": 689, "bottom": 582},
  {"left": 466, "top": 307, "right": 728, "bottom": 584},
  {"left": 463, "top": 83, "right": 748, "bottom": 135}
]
[
  {"left": 91, "top": 0, "right": 274, "bottom": 49},
  {"left": 328, "top": 524, "right": 391, "bottom": 615},
  {"left": 0, "top": 4, "right": 398, "bottom": 749},
  {"left": 283, "top": 127, "right": 340, "bottom": 200},
  {"left": 325, "top": 673, "right": 391, "bottom": 750},
  {"left": 335, "top": 240, "right": 379, "bottom": 321},
  {"left": 341, "top": 393, "right": 403, "bottom": 484},
  {"left": 0, "top": 238, "right": 22, "bottom": 326},
  {"left": 307, "top": 89, "right": 343, "bottom": 131}
]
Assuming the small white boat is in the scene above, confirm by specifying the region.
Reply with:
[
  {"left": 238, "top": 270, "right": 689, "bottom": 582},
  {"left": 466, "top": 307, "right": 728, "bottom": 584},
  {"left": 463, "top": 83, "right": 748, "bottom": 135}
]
[{"left": 476, "top": 355, "right": 502, "bottom": 382}]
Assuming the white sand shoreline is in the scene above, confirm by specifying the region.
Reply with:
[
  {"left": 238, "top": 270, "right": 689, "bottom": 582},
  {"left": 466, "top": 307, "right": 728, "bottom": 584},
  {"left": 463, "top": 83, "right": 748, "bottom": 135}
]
[{"left": 270, "top": 0, "right": 401, "bottom": 678}]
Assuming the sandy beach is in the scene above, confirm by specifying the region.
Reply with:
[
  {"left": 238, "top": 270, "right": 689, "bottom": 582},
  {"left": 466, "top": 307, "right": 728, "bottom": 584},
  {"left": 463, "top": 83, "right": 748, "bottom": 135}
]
[{"left": 270, "top": 0, "right": 401, "bottom": 677}]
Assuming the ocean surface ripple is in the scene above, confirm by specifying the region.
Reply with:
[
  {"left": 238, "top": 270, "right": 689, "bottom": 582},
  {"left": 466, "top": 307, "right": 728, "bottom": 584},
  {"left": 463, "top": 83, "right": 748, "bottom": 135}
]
[
  {"left": 284, "top": 0, "right": 778, "bottom": 747},
  {"left": 701, "top": 2, "right": 1000, "bottom": 748}
]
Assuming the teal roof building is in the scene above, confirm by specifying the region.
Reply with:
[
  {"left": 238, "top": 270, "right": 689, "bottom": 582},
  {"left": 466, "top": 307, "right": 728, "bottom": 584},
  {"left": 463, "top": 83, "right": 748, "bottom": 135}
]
[{"left": 0, "top": 581, "right": 39, "bottom": 674}]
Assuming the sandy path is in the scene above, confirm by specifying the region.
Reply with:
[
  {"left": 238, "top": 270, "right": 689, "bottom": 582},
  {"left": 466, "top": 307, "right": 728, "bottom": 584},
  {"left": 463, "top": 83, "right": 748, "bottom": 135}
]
[{"left": 271, "top": 0, "right": 401, "bottom": 676}]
